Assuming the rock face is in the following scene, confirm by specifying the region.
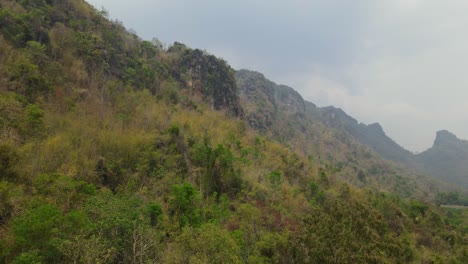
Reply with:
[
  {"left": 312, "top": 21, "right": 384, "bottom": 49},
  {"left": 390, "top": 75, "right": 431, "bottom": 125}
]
[
  {"left": 274, "top": 85, "right": 305, "bottom": 114},
  {"left": 433, "top": 130, "right": 460, "bottom": 147},
  {"left": 235, "top": 70, "right": 277, "bottom": 130},
  {"left": 235, "top": 69, "right": 306, "bottom": 131},
  {"left": 172, "top": 44, "right": 243, "bottom": 117}
]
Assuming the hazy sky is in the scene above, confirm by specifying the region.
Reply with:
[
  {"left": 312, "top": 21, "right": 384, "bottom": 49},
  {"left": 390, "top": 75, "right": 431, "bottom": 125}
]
[{"left": 87, "top": 0, "right": 468, "bottom": 152}]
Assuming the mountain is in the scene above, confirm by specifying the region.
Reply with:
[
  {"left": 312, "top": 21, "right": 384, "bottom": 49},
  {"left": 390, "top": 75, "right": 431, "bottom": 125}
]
[
  {"left": 238, "top": 70, "right": 466, "bottom": 188},
  {"left": 416, "top": 130, "right": 468, "bottom": 187},
  {"left": 236, "top": 70, "right": 462, "bottom": 198},
  {"left": 0, "top": 1, "right": 466, "bottom": 263},
  {"left": 318, "top": 106, "right": 416, "bottom": 166},
  {"left": 316, "top": 105, "right": 468, "bottom": 187}
]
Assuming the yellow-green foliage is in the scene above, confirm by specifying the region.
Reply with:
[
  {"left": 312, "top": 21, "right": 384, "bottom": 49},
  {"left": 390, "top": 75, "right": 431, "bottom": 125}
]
[{"left": 0, "top": 0, "right": 466, "bottom": 263}]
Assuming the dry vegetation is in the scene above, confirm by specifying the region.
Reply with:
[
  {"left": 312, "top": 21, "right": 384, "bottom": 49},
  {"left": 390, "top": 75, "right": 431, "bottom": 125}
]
[{"left": 0, "top": 0, "right": 466, "bottom": 263}]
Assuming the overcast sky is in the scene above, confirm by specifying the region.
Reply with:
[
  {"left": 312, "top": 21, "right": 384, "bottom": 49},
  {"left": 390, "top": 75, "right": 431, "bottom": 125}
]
[{"left": 87, "top": 0, "right": 468, "bottom": 152}]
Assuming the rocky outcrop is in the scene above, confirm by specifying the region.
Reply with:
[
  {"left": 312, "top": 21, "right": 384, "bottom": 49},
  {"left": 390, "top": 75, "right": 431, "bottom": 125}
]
[
  {"left": 235, "top": 70, "right": 277, "bottom": 130},
  {"left": 235, "top": 69, "right": 307, "bottom": 131},
  {"left": 416, "top": 130, "right": 468, "bottom": 187},
  {"left": 274, "top": 85, "right": 305, "bottom": 114},
  {"left": 171, "top": 44, "right": 243, "bottom": 117},
  {"left": 433, "top": 130, "right": 460, "bottom": 147}
]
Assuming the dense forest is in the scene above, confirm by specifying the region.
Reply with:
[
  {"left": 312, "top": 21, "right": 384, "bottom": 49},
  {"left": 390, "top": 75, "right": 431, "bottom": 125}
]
[{"left": 0, "top": 0, "right": 467, "bottom": 263}]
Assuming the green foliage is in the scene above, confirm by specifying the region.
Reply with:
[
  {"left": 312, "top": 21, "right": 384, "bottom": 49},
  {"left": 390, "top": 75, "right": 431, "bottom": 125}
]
[
  {"left": 25, "top": 41, "right": 48, "bottom": 65},
  {"left": 0, "top": 181, "right": 22, "bottom": 223},
  {"left": 0, "top": 9, "right": 33, "bottom": 47},
  {"left": 201, "top": 192, "right": 231, "bottom": 224},
  {"left": 0, "top": 143, "right": 19, "bottom": 181},
  {"left": 193, "top": 138, "right": 243, "bottom": 198},
  {"left": 7, "top": 205, "right": 88, "bottom": 262},
  {"left": 12, "top": 250, "right": 43, "bottom": 264},
  {"left": 164, "top": 223, "right": 241, "bottom": 263},
  {"left": 167, "top": 123, "right": 180, "bottom": 137},
  {"left": 305, "top": 179, "right": 325, "bottom": 205},
  {"left": 436, "top": 191, "right": 468, "bottom": 206},
  {"left": 25, "top": 104, "right": 44, "bottom": 133},
  {"left": 266, "top": 170, "right": 281, "bottom": 187},
  {"left": 290, "top": 197, "right": 414, "bottom": 263},
  {"left": 408, "top": 200, "right": 429, "bottom": 218},
  {"left": 6, "top": 54, "right": 50, "bottom": 100},
  {"left": 32, "top": 173, "right": 95, "bottom": 210},
  {"left": 12, "top": 205, "right": 61, "bottom": 248},
  {"left": 147, "top": 202, "right": 163, "bottom": 227},
  {"left": 169, "top": 182, "right": 201, "bottom": 228}
]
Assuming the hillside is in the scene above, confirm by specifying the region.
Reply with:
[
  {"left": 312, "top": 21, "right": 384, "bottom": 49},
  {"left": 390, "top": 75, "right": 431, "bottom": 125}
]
[{"left": 0, "top": 0, "right": 467, "bottom": 263}]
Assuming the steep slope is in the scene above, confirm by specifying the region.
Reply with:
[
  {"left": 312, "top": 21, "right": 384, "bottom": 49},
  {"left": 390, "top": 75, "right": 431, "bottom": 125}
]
[
  {"left": 0, "top": 1, "right": 466, "bottom": 263},
  {"left": 417, "top": 130, "right": 468, "bottom": 187},
  {"left": 169, "top": 43, "right": 243, "bottom": 117}
]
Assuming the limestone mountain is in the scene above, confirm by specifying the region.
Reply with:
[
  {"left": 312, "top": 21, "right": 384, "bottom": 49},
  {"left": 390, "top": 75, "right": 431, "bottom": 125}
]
[{"left": 416, "top": 130, "right": 468, "bottom": 187}]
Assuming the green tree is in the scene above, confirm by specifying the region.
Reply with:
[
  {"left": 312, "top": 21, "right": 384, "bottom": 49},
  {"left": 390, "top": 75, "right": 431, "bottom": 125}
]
[
  {"left": 169, "top": 182, "right": 200, "bottom": 228},
  {"left": 10, "top": 205, "right": 62, "bottom": 263},
  {"left": 25, "top": 104, "right": 44, "bottom": 135},
  {"left": 147, "top": 202, "right": 163, "bottom": 227},
  {"left": 0, "top": 144, "right": 19, "bottom": 181},
  {"left": 193, "top": 139, "right": 242, "bottom": 198},
  {"left": 25, "top": 41, "right": 48, "bottom": 66}
]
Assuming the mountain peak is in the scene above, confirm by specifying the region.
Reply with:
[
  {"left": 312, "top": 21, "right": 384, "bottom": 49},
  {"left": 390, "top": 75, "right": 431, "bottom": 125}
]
[
  {"left": 434, "top": 130, "right": 459, "bottom": 146},
  {"left": 368, "top": 122, "right": 384, "bottom": 134}
]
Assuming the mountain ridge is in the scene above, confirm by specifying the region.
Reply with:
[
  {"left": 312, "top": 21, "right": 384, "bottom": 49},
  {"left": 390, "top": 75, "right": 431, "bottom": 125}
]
[
  {"left": 236, "top": 69, "right": 468, "bottom": 188},
  {"left": 235, "top": 69, "right": 467, "bottom": 199}
]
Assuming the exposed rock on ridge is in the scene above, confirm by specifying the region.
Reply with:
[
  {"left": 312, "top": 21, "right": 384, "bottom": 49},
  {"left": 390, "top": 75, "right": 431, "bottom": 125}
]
[{"left": 171, "top": 43, "right": 243, "bottom": 117}]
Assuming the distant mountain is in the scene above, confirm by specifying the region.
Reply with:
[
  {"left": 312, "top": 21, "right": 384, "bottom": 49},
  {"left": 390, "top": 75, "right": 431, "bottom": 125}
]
[
  {"left": 235, "top": 69, "right": 459, "bottom": 198},
  {"left": 236, "top": 69, "right": 468, "bottom": 189},
  {"left": 318, "top": 106, "right": 415, "bottom": 166},
  {"left": 416, "top": 130, "right": 468, "bottom": 187},
  {"left": 317, "top": 105, "right": 468, "bottom": 187}
]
